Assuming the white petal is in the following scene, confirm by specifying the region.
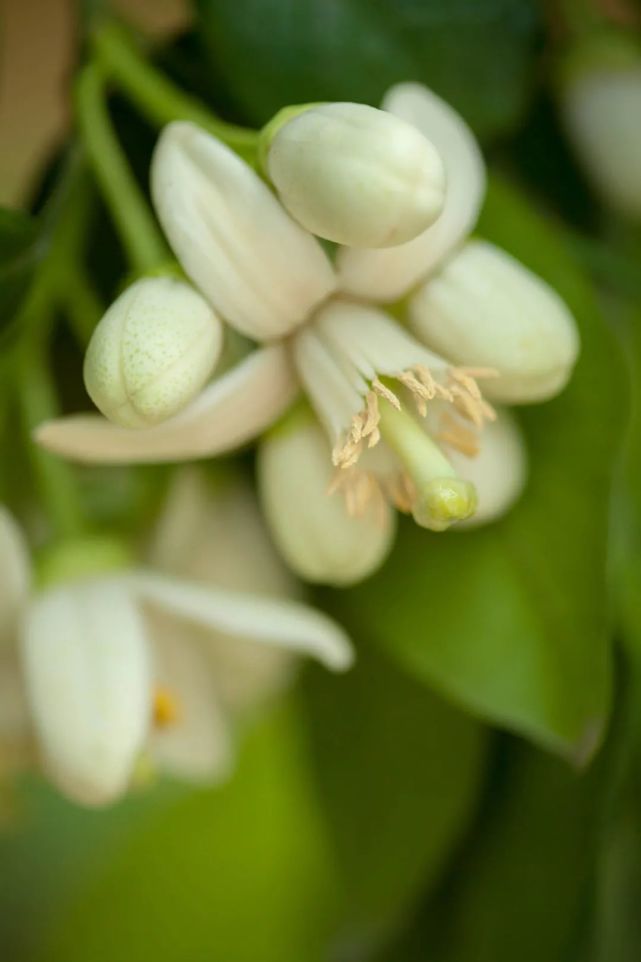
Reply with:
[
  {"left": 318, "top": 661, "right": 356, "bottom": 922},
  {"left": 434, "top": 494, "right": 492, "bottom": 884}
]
[
  {"left": 293, "top": 298, "right": 444, "bottom": 444},
  {"left": 20, "top": 579, "right": 151, "bottom": 806},
  {"left": 148, "top": 470, "right": 298, "bottom": 713},
  {"left": 149, "top": 468, "right": 296, "bottom": 597},
  {"left": 258, "top": 415, "right": 395, "bottom": 585},
  {"left": 0, "top": 507, "right": 30, "bottom": 641},
  {"left": 146, "top": 610, "right": 232, "bottom": 783},
  {"left": 130, "top": 572, "right": 353, "bottom": 672},
  {"left": 409, "top": 240, "right": 580, "bottom": 403},
  {"left": 34, "top": 345, "right": 299, "bottom": 464},
  {"left": 428, "top": 406, "right": 528, "bottom": 526},
  {"left": 152, "top": 122, "right": 336, "bottom": 340},
  {"left": 337, "top": 82, "right": 486, "bottom": 302}
]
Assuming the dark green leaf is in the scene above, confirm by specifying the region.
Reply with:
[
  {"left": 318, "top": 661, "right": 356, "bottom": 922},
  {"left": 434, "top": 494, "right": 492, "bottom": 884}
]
[
  {"left": 0, "top": 207, "right": 45, "bottom": 332},
  {"left": 381, "top": 741, "right": 610, "bottom": 962},
  {"left": 329, "top": 175, "right": 625, "bottom": 760},
  {"left": 196, "top": 0, "right": 541, "bottom": 139},
  {"left": 302, "top": 644, "right": 487, "bottom": 956}
]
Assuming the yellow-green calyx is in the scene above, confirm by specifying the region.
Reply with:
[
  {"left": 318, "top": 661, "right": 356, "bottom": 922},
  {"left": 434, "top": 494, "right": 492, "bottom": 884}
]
[
  {"left": 257, "top": 103, "right": 326, "bottom": 174},
  {"left": 378, "top": 397, "right": 477, "bottom": 531},
  {"left": 36, "top": 535, "right": 134, "bottom": 589}
]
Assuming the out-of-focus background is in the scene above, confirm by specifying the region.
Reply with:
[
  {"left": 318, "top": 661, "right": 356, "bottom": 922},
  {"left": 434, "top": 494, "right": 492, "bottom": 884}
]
[{"left": 1, "top": 0, "right": 188, "bottom": 205}]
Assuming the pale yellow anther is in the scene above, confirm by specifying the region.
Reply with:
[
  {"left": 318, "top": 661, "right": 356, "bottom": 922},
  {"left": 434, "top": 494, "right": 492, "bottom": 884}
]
[
  {"left": 436, "top": 413, "right": 481, "bottom": 457},
  {"left": 153, "top": 686, "right": 181, "bottom": 729},
  {"left": 327, "top": 466, "right": 388, "bottom": 524},
  {"left": 372, "top": 377, "right": 401, "bottom": 409}
]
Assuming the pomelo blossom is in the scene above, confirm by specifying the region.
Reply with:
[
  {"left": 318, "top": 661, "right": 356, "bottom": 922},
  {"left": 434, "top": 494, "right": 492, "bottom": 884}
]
[
  {"left": 0, "top": 493, "right": 351, "bottom": 807},
  {"left": 36, "top": 83, "right": 579, "bottom": 576}
]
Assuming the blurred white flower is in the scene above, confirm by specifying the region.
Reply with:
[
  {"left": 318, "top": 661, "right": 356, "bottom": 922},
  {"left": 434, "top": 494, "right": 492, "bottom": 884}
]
[
  {"left": 560, "top": 36, "right": 641, "bottom": 219},
  {"left": 0, "top": 497, "right": 351, "bottom": 807},
  {"left": 36, "top": 84, "right": 579, "bottom": 567},
  {"left": 261, "top": 101, "right": 446, "bottom": 247}
]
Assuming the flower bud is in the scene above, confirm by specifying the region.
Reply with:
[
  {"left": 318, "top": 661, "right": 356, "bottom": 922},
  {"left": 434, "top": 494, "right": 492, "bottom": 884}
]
[
  {"left": 409, "top": 241, "right": 580, "bottom": 403},
  {"left": 258, "top": 412, "right": 395, "bottom": 586},
  {"left": 262, "top": 102, "right": 446, "bottom": 248},
  {"left": 84, "top": 277, "right": 223, "bottom": 429},
  {"left": 560, "top": 33, "right": 641, "bottom": 218}
]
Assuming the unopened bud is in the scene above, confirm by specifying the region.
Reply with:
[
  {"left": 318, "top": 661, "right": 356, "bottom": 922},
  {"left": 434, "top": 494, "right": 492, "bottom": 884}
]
[
  {"left": 409, "top": 240, "right": 580, "bottom": 403},
  {"left": 84, "top": 277, "right": 223, "bottom": 428},
  {"left": 560, "top": 33, "right": 641, "bottom": 218},
  {"left": 258, "top": 411, "right": 395, "bottom": 586},
  {"left": 261, "top": 102, "right": 446, "bottom": 248}
]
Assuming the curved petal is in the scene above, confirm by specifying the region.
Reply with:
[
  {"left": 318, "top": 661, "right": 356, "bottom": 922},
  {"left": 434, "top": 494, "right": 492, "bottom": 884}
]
[
  {"left": 258, "top": 413, "right": 395, "bottom": 586},
  {"left": 130, "top": 572, "right": 353, "bottom": 672},
  {"left": 152, "top": 122, "right": 336, "bottom": 340},
  {"left": 337, "top": 82, "right": 486, "bottom": 303},
  {"left": 34, "top": 345, "right": 299, "bottom": 465},
  {"left": 0, "top": 507, "right": 31, "bottom": 642},
  {"left": 20, "top": 579, "right": 151, "bottom": 806},
  {"left": 146, "top": 610, "right": 232, "bottom": 783}
]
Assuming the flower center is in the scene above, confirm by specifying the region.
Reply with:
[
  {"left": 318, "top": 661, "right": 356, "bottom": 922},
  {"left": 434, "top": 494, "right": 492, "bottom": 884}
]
[
  {"left": 153, "top": 686, "right": 181, "bottom": 729},
  {"left": 331, "top": 366, "right": 497, "bottom": 471}
]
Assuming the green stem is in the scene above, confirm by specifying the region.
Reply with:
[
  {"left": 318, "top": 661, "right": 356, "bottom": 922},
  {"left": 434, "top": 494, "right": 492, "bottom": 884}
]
[
  {"left": 75, "top": 62, "right": 169, "bottom": 274},
  {"left": 91, "top": 20, "right": 259, "bottom": 160},
  {"left": 17, "top": 286, "right": 85, "bottom": 540},
  {"left": 62, "top": 267, "right": 104, "bottom": 346}
]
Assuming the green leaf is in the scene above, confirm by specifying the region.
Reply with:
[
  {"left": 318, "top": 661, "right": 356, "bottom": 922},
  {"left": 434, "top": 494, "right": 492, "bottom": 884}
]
[
  {"left": 381, "top": 742, "right": 610, "bottom": 962},
  {"left": 0, "top": 207, "right": 46, "bottom": 332},
  {"left": 329, "top": 175, "right": 625, "bottom": 760},
  {"left": 302, "top": 644, "right": 487, "bottom": 956},
  {"left": 31, "top": 702, "right": 338, "bottom": 962},
  {"left": 196, "top": 0, "right": 541, "bottom": 139}
]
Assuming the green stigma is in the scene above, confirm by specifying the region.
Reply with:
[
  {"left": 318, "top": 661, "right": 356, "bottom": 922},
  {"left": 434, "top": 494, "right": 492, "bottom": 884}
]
[{"left": 377, "top": 395, "right": 478, "bottom": 532}]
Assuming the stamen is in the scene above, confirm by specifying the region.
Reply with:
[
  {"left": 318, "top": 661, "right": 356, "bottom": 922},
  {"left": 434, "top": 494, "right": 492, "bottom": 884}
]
[
  {"left": 446, "top": 367, "right": 497, "bottom": 427},
  {"left": 153, "top": 686, "right": 181, "bottom": 729},
  {"left": 328, "top": 466, "right": 388, "bottom": 524},
  {"left": 436, "top": 413, "right": 480, "bottom": 457},
  {"left": 332, "top": 366, "right": 495, "bottom": 471},
  {"left": 372, "top": 377, "right": 401, "bottom": 409}
]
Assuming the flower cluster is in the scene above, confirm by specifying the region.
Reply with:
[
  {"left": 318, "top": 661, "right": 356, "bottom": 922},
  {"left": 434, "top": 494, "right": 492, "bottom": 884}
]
[{"left": 37, "top": 83, "right": 579, "bottom": 587}]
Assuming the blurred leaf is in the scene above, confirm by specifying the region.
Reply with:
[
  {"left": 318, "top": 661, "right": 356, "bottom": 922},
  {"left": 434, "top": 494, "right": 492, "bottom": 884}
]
[
  {"left": 302, "top": 644, "right": 487, "bottom": 957},
  {"left": 33, "top": 702, "right": 338, "bottom": 962},
  {"left": 330, "top": 175, "right": 625, "bottom": 760},
  {"left": 0, "top": 207, "right": 46, "bottom": 333},
  {"left": 381, "top": 741, "right": 610, "bottom": 962},
  {"left": 196, "top": 0, "right": 541, "bottom": 138}
]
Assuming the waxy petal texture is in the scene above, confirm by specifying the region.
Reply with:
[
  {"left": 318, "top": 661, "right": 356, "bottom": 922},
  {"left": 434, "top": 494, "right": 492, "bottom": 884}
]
[
  {"left": 337, "top": 83, "right": 486, "bottom": 302},
  {"left": 152, "top": 121, "right": 336, "bottom": 341}
]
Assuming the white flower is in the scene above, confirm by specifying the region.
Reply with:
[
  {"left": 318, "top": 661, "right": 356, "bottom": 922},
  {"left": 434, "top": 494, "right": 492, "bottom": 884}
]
[
  {"left": 84, "top": 276, "right": 223, "bottom": 428},
  {"left": 560, "top": 37, "right": 641, "bottom": 218},
  {"left": 36, "top": 83, "right": 579, "bottom": 562},
  {"left": 262, "top": 102, "right": 446, "bottom": 247},
  {"left": 258, "top": 410, "right": 396, "bottom": 585},
  {"left": 0, "top": 499, "right": 351, "bottom": 807}
]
